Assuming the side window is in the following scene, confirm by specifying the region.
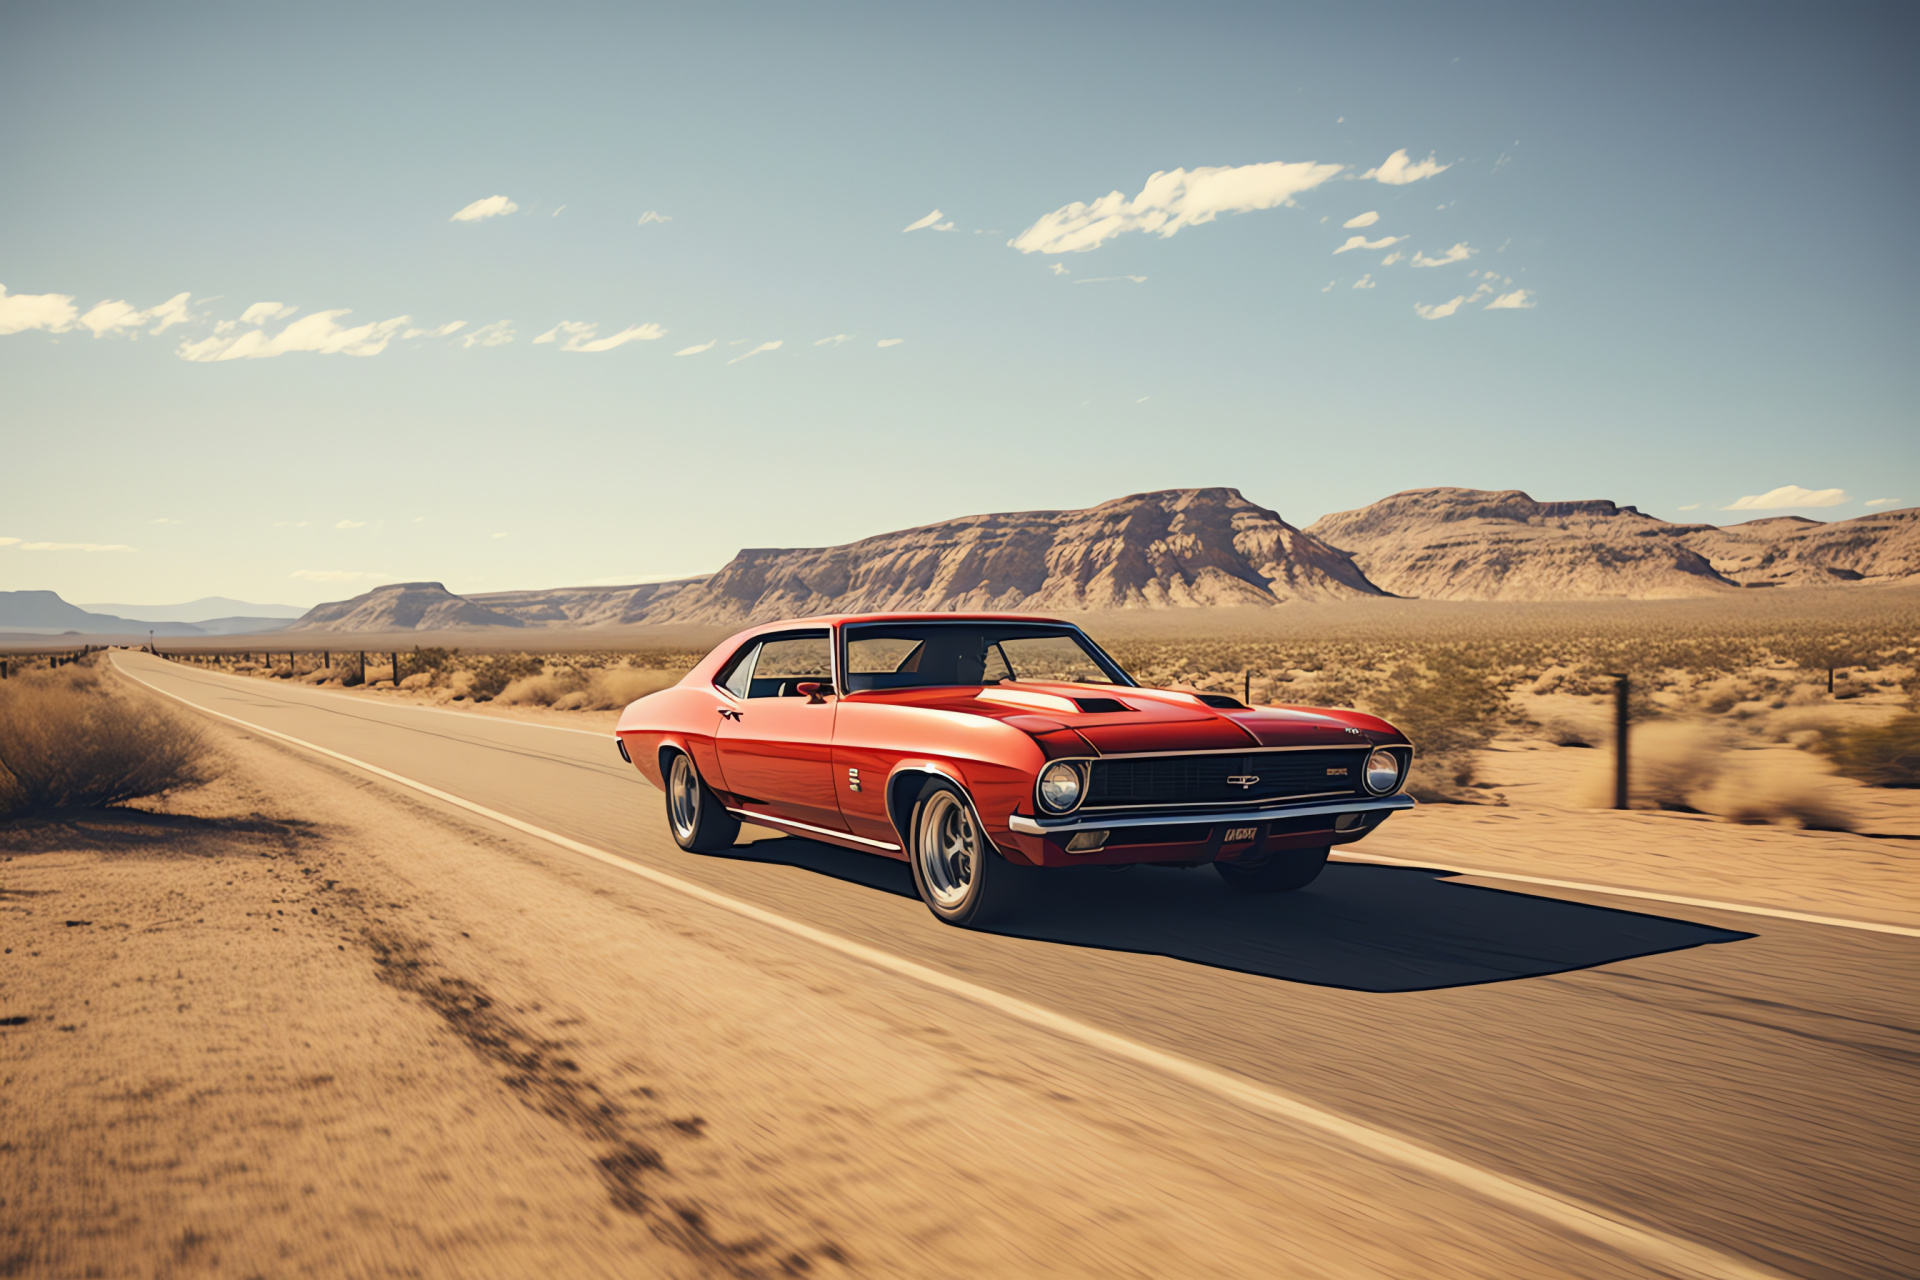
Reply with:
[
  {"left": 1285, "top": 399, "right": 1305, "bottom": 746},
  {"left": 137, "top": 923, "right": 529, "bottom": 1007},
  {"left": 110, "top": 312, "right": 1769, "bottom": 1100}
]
[
  {"left": 716, "top": 642, "right": 759, "bottom": 700},
  {"left": 747, "top": 633, "right": 832, "bottom": 698}
]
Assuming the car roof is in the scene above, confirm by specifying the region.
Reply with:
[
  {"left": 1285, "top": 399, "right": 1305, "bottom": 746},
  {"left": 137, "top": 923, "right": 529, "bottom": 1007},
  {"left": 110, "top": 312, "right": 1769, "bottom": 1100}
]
[{"left": 728, "top": 612, "right": 1076, "bottom": 637}]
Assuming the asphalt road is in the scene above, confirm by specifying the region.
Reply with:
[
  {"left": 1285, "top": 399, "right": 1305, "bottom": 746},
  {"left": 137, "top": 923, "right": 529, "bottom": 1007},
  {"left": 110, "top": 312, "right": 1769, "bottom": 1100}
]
[{"left": 118, "top": 654, "right": 1918, "bottom": 1280}]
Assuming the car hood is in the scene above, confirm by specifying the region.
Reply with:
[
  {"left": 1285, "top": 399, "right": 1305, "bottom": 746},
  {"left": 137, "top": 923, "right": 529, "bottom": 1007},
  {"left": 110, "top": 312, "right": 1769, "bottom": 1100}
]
[{"left": 842, "top": 683, "right": 1394, "bottom": 753}]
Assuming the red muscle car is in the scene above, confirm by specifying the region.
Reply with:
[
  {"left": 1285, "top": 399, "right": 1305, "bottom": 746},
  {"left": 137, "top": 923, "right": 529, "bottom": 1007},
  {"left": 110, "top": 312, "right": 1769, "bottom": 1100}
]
[{"left": 615, "top": 614, "right": 1414, "bottom": 927}]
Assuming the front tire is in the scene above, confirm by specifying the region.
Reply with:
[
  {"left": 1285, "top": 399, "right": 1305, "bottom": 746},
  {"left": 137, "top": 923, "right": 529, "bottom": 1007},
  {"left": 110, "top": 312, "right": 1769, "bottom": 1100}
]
[
  {"left": 909, "top": 779, "right": 1017, "bottom": 927},
  {"left": 665, "top": 751, "right": 739, "bottom": 853},
  {"left": 1213, "top": 846, "right": 1329, "bottom": 893}
]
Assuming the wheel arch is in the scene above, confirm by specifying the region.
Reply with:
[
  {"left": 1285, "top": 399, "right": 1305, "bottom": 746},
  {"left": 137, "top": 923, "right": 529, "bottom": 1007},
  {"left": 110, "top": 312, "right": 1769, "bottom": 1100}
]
[{"left": 884, "top": 762, "right": 969, "bottom": 850}]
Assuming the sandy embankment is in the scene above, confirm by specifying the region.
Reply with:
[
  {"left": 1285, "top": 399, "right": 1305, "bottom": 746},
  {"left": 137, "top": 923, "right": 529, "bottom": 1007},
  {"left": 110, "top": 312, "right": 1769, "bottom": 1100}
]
[{"left": 2, "top": 714, "right": 1665, "bottom": 1279}]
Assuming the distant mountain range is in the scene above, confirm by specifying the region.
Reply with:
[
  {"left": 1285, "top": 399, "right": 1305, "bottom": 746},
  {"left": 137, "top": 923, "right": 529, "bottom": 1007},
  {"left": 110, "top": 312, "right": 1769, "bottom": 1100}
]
[
  {"left": 0, "top": 590, "right": 296, "bottom": 638},
  {"left": 76, "top": 596, "right": 305, "bottom": 623},
  {"left": 271, "top": 487, "right": 1917, "bottom": 633}
]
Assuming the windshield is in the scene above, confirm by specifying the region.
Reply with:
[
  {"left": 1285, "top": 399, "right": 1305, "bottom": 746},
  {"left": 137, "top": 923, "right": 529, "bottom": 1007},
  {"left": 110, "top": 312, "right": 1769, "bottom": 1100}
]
[{"left": 842, "top": 622, "right": 1133, "bottom": 692}]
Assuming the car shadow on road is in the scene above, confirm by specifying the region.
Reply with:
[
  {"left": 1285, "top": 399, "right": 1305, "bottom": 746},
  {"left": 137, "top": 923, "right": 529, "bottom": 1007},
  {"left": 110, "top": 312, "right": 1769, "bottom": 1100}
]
[{"left": 708, "top": 837, "right": 1754, "bottom": 993}]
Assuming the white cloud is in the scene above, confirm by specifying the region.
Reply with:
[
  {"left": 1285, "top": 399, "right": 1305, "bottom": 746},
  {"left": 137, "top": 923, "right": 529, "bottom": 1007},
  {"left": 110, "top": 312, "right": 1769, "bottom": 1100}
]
[
  {"left": 451, "top": 195, "right": 518, "bottom": 222},
  {"left": 1381, "top": 250, "right": 1405, "bottom": 266},
  {"left": 492, "top": 532, "right": 510, "bottom": 539},
  {"left": 178, "top": 310, "right": 409, "bottom": 361},
  {"left": 637, "top": 211, "right": 672, "bottom": 226},
  {"left": 1319, "top": 280, "right": 1335, "bottom": 293},
  {"left": 1352, "top": 274, "right": 1375, "bottom": 289},
  {"left": 335, "top": 519, "right": 366, "bottom": 529},
  {"left": 1678, "top": 504, "right": 1702, "bottom": 510},
  {"left": 1485, "top": 289, "right": 1537, "bottom": 310},
  {"left": 1343, "top": 211, "right": 1380, "bottom": 228},
  {"left": 1722, "top": 485, "right": 1851, "bottom": 511},
  {"left": 676, "top": 340, "right": 716, "bottom": 356},
  {"left": 402, "top": 320, "right": 467, "bottom": 339},
  {"left": 1048, "top": 263, "right": 1069, "bottom": 276},
  {"left": 814, "top": 334, "right": 850, "bottom": 346},
  {"left": 1414, "top": 294, "right": 1470, "bottom": 320},
  {"left": 460, "top": 321, "right": 514, "bottom": 348},
  {"left": 728, "top": 340, "right": 782, "bottom": 365},
  {"left": 0, "top": 284, "right": 79, "bottom": 335},
  {"left": 1334, "top": 234, "right": 1404, "bottom": 255},
  {"left": 1411, "top": 242, "right": 1474, "bottom": 268},
  {"left": 1010, "top": 160, "right": 1345, "bottom": 254},
  {"left": 1073, "top": 275, "right": 1148, "bottom": 285},
  {"left": 16, "top": 541, "right": 136, "bottom": 552},
  {"left": 241, "top": 301, "right": 297, "bottom": 325},
  {"left": 0, "top": 538, "right": 17, "bottom": 547},
  {"left": 903, "top": 209, "right": 946, "bottom": 233},
  {"left": 291, "top": 569, "right": 389, "bottom": 582},
  {"left": 552, "top": 205, "right": 566, "bottom": 217},
  {"left": 1362, "top": 149, "right": 1450, "bottom": 185},
  {"left": 877, "top": 338, "right": 903, "bottom": 347},
  {"left": 74, "top": 291, "right": 196, "bottom": 337},
  {"left": 1865, "top": 498, "right": 1901, "bottom": 508},
  {"left": 534, "top": 320, "right": 667, "bottom": 352}
]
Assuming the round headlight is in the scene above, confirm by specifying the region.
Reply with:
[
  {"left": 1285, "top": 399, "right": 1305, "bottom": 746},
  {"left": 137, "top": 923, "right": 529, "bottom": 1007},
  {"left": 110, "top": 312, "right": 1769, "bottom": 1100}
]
[
  {"left": 1364, "top": 749, "right": 1402, "bottom": 795},
  {"left": 1038, "top": 762, "right": 1084, "bottom": 813}
]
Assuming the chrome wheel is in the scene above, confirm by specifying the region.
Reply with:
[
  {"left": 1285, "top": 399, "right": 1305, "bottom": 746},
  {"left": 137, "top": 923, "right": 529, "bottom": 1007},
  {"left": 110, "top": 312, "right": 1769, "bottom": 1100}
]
[
  {"left": 668, "top": 754, "right": 700, "bottom": 839},
  {"left": 915, "top": 789, "right": 978, "bottom": 910}
]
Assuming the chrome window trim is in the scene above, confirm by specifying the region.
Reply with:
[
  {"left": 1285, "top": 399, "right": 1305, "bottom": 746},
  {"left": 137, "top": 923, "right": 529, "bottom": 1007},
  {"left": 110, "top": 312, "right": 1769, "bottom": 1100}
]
[
  {"left": 836, "top": 619, "right": 1137, "bottom": 690},
  {"left": 734, "top": 628, "right": 835, "bottom": 700},
  {"left": 1009, "top": 793, "right": 1415, "bottom": 836}
]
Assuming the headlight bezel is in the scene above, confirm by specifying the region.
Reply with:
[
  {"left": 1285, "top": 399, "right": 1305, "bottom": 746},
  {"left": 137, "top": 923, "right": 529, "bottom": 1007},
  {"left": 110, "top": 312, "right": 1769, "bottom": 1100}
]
[
  {"left": 1037, "top": 761, "right": 1086, "bottom": 814},
  {"left": 1363, "top": 747, "right": 1406, "bottom": 795}
]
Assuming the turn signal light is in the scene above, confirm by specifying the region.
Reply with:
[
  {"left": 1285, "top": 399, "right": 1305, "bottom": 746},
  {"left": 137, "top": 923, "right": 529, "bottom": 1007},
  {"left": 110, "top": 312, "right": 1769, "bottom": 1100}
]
[{"left": 1066, "top": 830, "right": 1110, "bottom": 853}]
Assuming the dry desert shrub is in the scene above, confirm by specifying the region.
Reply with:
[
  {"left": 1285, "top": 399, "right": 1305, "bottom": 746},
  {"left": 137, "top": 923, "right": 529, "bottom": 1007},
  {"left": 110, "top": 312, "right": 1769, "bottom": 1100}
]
[
  {"left": 1572, "top": 721, "right": 1853, "bottom": 829},
  {"left": 496, "top": 665, "right": 678, "bottom": 710},
  {"left": 1811, "top": 715, "right": 1920, "bottom": 788},
  {"left": 1361, "top": 650, "right": 1506, "bottom": 802},
  {"left": 0, "top": 666, "right": 212, "bottom": 817}
]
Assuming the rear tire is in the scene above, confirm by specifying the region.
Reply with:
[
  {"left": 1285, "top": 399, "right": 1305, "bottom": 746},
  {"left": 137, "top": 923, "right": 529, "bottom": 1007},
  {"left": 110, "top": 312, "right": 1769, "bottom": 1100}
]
[
  {"left": 909, "top": 779, "right": 1018, "bottom": 928},
  {"left": 665, "top": 751, "right": 739, "bottom": 853},
  {"left": 1213, "top": 846, "right": 1328, "bottom": 893}
]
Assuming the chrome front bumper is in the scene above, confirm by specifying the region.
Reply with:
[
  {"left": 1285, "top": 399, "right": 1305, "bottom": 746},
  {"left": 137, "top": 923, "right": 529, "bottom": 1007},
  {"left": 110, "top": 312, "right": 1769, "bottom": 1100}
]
[{"left": 1007, "top": 793, "right": 1416, "bottom": 836}]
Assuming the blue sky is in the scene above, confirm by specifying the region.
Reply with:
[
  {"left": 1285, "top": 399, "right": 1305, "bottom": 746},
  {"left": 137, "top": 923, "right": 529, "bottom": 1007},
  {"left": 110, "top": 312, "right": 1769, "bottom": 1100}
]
[{"left": 2, "top": 0, "right": 1913, "bottom": 606}]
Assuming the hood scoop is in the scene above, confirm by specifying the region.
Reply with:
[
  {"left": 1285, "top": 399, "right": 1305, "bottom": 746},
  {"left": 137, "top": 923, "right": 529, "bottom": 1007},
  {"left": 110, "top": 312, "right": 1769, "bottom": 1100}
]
[
  {"left": 1071, "top": 696, "right": 1131, "bottom": 714},
  {"left": 977, "top": 688, "right": 1135, "bottom": 716}
]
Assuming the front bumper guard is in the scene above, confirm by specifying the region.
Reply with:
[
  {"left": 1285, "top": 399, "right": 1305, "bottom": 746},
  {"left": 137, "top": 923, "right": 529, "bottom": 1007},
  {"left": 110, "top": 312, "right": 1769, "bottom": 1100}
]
[{"left": 1008, "top": 793, "right": 1416, "bottom": 836}]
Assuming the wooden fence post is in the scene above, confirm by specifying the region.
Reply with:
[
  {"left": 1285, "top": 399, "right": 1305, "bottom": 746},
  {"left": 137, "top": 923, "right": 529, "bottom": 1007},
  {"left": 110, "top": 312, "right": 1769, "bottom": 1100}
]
[
  {"left": 1612, "top": 673, "right": 1630, "bottom": 810},
  {"left": 390, "top": 652, "right": 400, "bottom": 686}
]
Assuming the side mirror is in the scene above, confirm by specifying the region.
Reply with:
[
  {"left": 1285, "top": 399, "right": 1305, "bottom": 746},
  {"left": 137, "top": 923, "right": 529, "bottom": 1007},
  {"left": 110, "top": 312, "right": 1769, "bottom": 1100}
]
[{"left": 795, "top": 681, "right": 830, "bottom": 704}]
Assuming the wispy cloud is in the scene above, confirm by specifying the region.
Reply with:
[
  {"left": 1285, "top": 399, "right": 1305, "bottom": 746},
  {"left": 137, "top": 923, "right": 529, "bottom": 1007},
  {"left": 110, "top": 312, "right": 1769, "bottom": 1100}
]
[
  {"left": 402, "top": 320, "right": 467, "bottom": 339},
  {"left": 1073, "top": 275, "right": 1147, "bottom": 285},
  {"left": 1334, "top": 234, "right": 1404, "bottom": 255},
  {"left": 335, "top": 519, "right": 366, "bottom": 529},
  {"left": 79, "top": 294, "right": 196, "bottom": 336},
  {"left": 1342, "top": 211, "right": 1380, "bottom": 228},
  {"left": 1411, "top": 242, "right": 1474, "bottom": 268},
  {"left": 240, "top": 301, "right": 297, "bottom": 326},
  {"left": 675, "top": 340, "right": 716, "bottom": 356},
  {"left": 903, "top": 209, "right": 947, "bottom": 233},
  {"left": 1010, "top": 160, "right": 1345, "bottom": 254},
  {"left": 179, "top": 310, "right": 410, "bottom": 361},
  {"left": 451, "top": 195, "right": 518, "bottom": 222},
  {"left": 1381, "top": 250, "right": 1405, "bottom": 266},
  {"left": 1414, "top": 296, "right": 1469, "bottom": 320},
  {"left": 728, "top": 340, "right": 782, "bottom": 365},
  {"left": 1362, "top": 149, "right": 1450, "bottom": 185},
  {"left": 460, "top": 321, "right": 515, "bottom": 348},
  {"left": 1865, "top": 498, "right": 1901, "bottom": 508},
  {"left": 637, "top": 211, "right": 672, "bottom": 226},
  {"left": 4, "top": 540, "right": 137, "bottom": 552},
  {"left": 876, "top": 338, "right": 903, "bottom": 347},
  {"left": 1048, "top": 263, "right": 1069, "bottom": 276},
  {"left": 814, "top": 334, "right": 850, "bottom": 346},
  {"left": 1320, "top": 280, "right": 1335, "bottom": 293},
  {"left": 1352, "top": 274, "right": 1375, "bottom": 290},
  {"left": 0, "top": 285, "right": 79, "bottom": 335},
  {"left": 1678, "top": 504, "right": 1702, "bottom": 510},
  {"left": 291, "top": 569, "right": 389, "bottom": 582},
  {"left": 1485, "top": 289, "right": 1536, "bottom": 310},
  {"left": 533, "top": 321, "right": 667, "bottom": 352},
  {"left": 1722, "top": 485, "right": 1851, "bottom": 511}
]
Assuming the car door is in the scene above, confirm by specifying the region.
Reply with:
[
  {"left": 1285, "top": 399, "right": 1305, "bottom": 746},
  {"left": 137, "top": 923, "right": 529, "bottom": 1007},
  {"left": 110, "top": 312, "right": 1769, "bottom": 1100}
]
[{"left": 712, "top": 630, "right": 846, "bottom": 833}]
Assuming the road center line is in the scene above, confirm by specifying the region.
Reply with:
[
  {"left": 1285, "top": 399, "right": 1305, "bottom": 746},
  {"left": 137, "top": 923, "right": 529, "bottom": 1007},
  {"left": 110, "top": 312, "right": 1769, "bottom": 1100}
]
[{"left": 119, "top": 656, "right": 1786, "bottom": 1280}]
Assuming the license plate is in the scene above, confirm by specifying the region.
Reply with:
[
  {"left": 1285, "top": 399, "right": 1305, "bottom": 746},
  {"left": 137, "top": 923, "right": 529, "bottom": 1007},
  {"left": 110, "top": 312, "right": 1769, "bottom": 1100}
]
[{"left": 1221, "top": 826, "right": 1259, "bottom": 843}]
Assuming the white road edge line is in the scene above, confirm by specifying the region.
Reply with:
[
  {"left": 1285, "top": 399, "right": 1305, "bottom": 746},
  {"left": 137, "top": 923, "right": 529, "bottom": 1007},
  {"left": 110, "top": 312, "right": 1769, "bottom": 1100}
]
[
  {"left": 120, "top": 656, "right": 1786, "bottom": 1280},
  {"left": 142, "top": 658, "right": 613, "bottom": 737},
  {"left": 1336, "top": 852, "right": 1920, "bottom": 940},
  {"left": 144, "top": 657, "right": 1918, "bottom": 938}
]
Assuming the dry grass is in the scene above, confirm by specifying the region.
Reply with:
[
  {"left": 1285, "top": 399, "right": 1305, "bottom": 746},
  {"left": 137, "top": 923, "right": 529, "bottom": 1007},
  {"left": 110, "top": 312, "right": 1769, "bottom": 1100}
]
[
  {"left": 0, "top": 663, "right": 213, "bottom": 818},
  {"left": 1810, "top": 715, "right": 1920, "bottom": 788},
  {"left": 1565, "top": 722, "right": 1855, "bottom": 829},
  {"left": 495, "top": 666, "right": 680, "bottom": 710}
]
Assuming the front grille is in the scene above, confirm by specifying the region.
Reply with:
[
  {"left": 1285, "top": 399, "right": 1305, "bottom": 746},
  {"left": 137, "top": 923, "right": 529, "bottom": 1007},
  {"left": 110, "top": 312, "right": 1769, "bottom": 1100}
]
[{"left": 1085, "top": 750, "right": 1365, "bottom": 809}]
